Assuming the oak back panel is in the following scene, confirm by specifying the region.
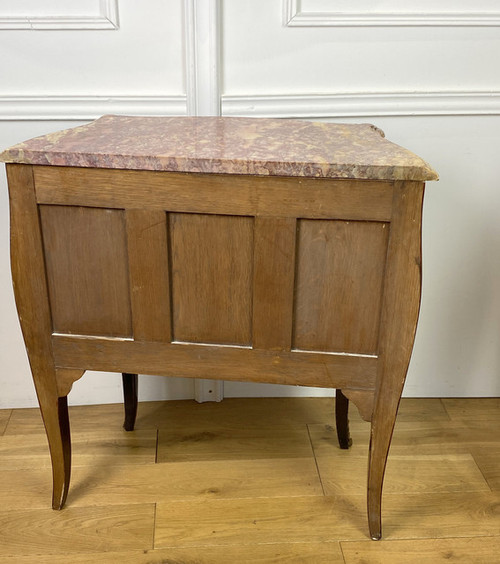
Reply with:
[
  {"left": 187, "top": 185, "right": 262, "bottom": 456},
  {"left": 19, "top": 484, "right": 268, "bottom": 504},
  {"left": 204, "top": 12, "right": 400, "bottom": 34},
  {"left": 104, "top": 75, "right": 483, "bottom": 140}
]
[
  {"left": 39, "top": 205, "right": 132, "bottom": 338},
  {"left": 32, "top": 167, "right": 398, "bottom": 386}
]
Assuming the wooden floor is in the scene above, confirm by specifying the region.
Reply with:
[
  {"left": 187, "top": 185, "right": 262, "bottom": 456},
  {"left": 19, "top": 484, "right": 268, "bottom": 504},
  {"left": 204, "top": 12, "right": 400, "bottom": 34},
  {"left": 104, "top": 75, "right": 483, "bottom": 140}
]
[{"left": 0, "top": 397, "right": 499, "bottom": 562}]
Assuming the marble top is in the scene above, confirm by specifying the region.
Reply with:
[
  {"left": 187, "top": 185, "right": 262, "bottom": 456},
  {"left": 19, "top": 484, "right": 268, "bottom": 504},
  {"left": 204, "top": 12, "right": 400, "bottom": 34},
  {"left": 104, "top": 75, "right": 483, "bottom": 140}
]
[{"left": 0, "top": 115, "right": 438, "bottom": 181}]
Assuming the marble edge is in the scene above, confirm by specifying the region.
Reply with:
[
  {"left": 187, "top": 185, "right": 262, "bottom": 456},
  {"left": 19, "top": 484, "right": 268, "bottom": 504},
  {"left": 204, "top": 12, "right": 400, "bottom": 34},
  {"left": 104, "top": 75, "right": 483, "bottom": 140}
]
[{"left": 0, "top": 149, "right": 439, "bottom": 182}]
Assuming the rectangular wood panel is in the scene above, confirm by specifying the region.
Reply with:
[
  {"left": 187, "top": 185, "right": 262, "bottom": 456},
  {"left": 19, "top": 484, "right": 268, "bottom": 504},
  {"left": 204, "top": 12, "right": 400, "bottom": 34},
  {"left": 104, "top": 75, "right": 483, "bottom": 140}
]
[
  {"left": 39, "top": 205, "right": 132, "bottom": 337},
  {"left": 252, "top": 217, "right": 296, "bottom": 350},
  {"left": 293, "top": 219, "right": 389, "bottom": 355},
  {"left": 126, "top": 210, "right": 171, "bottom": 342},
  {"left": 169, "top": 213, "right": 254, "bottom": 346}
]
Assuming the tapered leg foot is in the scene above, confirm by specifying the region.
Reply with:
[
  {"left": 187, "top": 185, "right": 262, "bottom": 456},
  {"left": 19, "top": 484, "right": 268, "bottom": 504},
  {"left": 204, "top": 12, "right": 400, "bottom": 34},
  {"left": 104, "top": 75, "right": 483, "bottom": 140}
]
[
  {"left": 367, "top": 403, "right": 399, "bottom": 541},
  {"left": 122, "top": 373, "right": 138, "bottom": 431},
  {"left": 37, "top": 394, "right": 72, "bottom": 510},
  {"left": 335, "top": 389, "right": 352, "bottom": 449},
  {"left": 367, "top": 436, "right": 385, "bottom": 541}
]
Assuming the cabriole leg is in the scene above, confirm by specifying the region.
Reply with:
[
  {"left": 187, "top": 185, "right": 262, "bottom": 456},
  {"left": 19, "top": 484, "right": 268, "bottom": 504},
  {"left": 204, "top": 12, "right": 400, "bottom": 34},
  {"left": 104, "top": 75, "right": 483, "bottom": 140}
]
[
  {"left": 335, "top": 389, "right": 352, "bottom": 449},
  {"left": 122, "top": 373, "right": 138, "bottom": 431},
  {"left": 34, "top": 379, "right": 72, "bottom": 510}
]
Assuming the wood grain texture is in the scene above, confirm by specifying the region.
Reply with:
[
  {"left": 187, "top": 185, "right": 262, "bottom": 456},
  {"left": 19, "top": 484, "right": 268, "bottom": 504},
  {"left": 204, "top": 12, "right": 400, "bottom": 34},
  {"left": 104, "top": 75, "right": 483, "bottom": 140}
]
[
  {"left": 0, "top": 543, "right": 345, "bottom": 563},
  {"left": 342, "top": 389, "right": 375, "bottom": 422},
  {"left": 126, "top": 209, "right": 171, "bottom": 342},
  {"left": 380, "top": 491, "right": 500, "bottom": 539},
  {"left": 442, "top": 398, "right": 500, "bottom": 421},
  {"left": 0, "top": 398, "right": 499, "bottom": 558},
  {"left": 155, "top": 495, "right": 368, "bottom": 547},
  {"left": 0, "top": 430, "right": 157, "bottom": 471},
  {"left": 34, "top": 166, "right": 394, "bottom": 221},
  {"left": 170, "top": 213, "right": 254, "bottom": 345},
  {"left": 341, "top": 536, "right": 500, "bottom": 564},
  {"left": 316, "top": 454, "right": 490, "bottom": 496},
  {"left": 0, "top": 504, "right": 154, "bottom": 556},
  {"left": 135, "top": 397, "right": 340, "bottom": 429},
  {"left": 52, "top": 335, "right": 377, "bottom": 390},
  {"left": 469, "top": 444, "right": 500, "bottom": 490},
  {"left": 7, "top": 164, "right": 70, "bottom": 509},
  {"left": 253, "top": 217, "right": 297, "bottom": 350},
  {"left": 157, "top": 423, "right": 314, "bottom": 462},
  {"left": 2, "top": 398, "right": 340, "bottom": 436},
  {"left": 40, "top": 204, "right": 132, "bottom": 337},
  {"left": 55, "top": 369, "right": 84, "bottom": 397},
  {"left": 367, "top": 181, "right": 425, "bottom": 539},
  {"left": 294, "top": 219, "right": 389, "bottom": 354},
  {"left": 3, "top": 403, "right": 125, "bottom": 435},
  {"left": 0, "top": 458, "right": 322, "bottom": 511}
]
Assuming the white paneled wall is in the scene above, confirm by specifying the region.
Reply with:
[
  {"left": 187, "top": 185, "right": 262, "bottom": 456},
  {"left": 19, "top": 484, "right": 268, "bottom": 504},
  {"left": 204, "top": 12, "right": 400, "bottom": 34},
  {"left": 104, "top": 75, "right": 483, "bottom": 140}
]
[{"left": 0, "top": 1, "right": 499, "bottom": 407}]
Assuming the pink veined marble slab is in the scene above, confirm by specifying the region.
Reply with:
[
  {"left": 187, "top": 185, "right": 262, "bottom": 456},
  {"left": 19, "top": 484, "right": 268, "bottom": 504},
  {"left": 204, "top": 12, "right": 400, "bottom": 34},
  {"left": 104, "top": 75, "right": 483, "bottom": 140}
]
[{"left": 0, "top": 115, "right": 438, "bottom": 181}]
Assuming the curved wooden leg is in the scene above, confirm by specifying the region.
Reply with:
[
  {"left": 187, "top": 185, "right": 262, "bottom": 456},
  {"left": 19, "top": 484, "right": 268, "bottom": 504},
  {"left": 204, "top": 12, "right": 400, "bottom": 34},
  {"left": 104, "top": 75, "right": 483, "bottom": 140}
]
[
  {"left": 8, "top": 165, "right": 72, "bottom": 509},
  {"left": 366, "top": 180, "right": 425, "bottom": 540},
  {"left": 36, "top": 389, "right": 72, "bottom": 510},
  {"left": 367, "top": 397, "right": 399, "bottom": 540},
  {"left": 122, "top": 373, "right": 138, "bottom": 431},
  {"left": 335, "top": 389, "right": 352, "bottom": 449}
]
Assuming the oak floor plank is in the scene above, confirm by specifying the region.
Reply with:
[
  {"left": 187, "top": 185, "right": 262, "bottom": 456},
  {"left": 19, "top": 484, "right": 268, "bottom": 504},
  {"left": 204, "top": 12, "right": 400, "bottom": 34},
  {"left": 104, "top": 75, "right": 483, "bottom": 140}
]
[
  {"left": 309, "top": 419, "right": 500, "bottom": 458},
  {"left": 155, "top": 495, "right": 368, "bottom": 546},
  {"left": 393, "top": 398, "right": 451, "bottom": 421},
  {"left": 0, "top": 429, "right": 157, "bottom": 470},
  {"left": 157, "top": 423, "right": 314, "bottom": 462},
  {"left": 0, "top": 542, "right": 346, "bottom": 563},
  {"left": 153, "top": 491, "right": 500, "bottom": 546},
  {"left": 3, "top": 403, "right": 126, "bottom": 435},
  {"left": 0, "top": 457, "right": 322, "bottom": 510},
  {"left": 4, "top": 397, "right": 338, "bottom": 435},
  {"left": 138, "top": 397, "right": 339, "bottom": 428},
  {"left": 66, "top": 457, "right": 323, "bottom": 507},
  {"left": 341, "top": 536, "right": 500, "bottom": 564},
  {"left": 381, "top": 491, "right": 500, "bottom": 539},
  {"left": 442, "top": 398, "right": 500, "bottom": 421},
  {"left": 316, "top": 453, "right": 490, "bottom": 496},
  {"left": 0, "top": 504, "right": 154, "bottom": 557},
  {"left": 0, "top": 457, "right": 323, "bottom": 510},
  {"left": 469, "top": 444, "right": 500, "bottom": 491},
  {"left": 2, "top": 397, "right": 499, "bottom": 560}
]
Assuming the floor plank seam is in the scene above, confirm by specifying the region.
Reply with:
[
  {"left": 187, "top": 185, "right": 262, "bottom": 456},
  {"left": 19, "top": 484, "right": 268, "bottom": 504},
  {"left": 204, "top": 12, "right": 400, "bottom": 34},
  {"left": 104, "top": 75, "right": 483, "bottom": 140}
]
[
  {"left": 306, "top": 423, "right": 327, "bottom": 496},
  {"left": 438, "top": 397, "right": 453, "bottom": 421},
  {"left": 469, "top": 452, "right": 495, "bottom": 493},
  {"left": 1, "top": 410, "right": 14, "bottom": 436},
  {"left": 338, "top": 538, "right": 349, "bottom": 563}
]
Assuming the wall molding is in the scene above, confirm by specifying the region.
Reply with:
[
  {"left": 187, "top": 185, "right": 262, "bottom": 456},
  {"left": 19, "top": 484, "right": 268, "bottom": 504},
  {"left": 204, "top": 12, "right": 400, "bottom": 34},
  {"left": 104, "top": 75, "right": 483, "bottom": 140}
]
[
  {"left": 0, "top": 95, "right": 187, "bottom": 121},
  {"left": 184, "top": 0, "right": 221, "bottom": 116},
  {"left": 283, "top": 0, "right": 500, "bottom": 27},
  {"left": 2, "top": 91, "right": 498, "bottom": 124},
  {"left": 0, "top": 0, "right": 119, "bottom": 30},
  {"left": 222, "top": 91, "right": 500, "bottom": 118}
]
